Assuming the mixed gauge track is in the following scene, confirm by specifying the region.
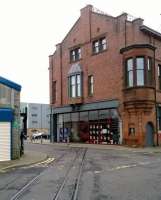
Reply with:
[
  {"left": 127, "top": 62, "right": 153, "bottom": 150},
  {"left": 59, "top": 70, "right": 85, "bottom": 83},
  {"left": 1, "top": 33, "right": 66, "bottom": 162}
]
[{"left": 10, "top": 147, "right": 87, "bottom": 200}]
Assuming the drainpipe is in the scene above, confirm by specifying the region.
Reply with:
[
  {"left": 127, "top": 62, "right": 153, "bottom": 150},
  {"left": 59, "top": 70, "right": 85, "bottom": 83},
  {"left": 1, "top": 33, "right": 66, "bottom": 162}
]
[
  {"left": 50, "top": 106, "right": 53, "bottom": 143},
  {"left": 49, "top": 54, "right": 54, "bottom": 142},
  {"left": 125, "top": 20, "right": 127, "bottom": 47},
  {"left": 89, "top": 7, "right": 92, "bottom": 42},
  {"left": 60, "top": 44, "right": 63, "bottom": 105}
]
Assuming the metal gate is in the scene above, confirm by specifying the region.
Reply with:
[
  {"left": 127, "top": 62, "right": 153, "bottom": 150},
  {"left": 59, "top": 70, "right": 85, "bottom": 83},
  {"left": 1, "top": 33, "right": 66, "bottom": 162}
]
[{"left": 89, "top": 118, "right": 119, "bottom": 144}]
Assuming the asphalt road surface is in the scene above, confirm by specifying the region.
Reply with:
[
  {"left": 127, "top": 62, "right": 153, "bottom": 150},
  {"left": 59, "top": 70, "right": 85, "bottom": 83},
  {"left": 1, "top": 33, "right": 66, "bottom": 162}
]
[{"left": 0, "top": 143, "right": 161, "bottom": 200}]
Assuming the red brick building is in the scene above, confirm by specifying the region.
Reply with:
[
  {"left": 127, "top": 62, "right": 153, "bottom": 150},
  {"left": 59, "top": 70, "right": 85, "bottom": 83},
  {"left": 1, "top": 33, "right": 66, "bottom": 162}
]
[{"left": 49, "top": 5, "right": 161, "bottom": 146}]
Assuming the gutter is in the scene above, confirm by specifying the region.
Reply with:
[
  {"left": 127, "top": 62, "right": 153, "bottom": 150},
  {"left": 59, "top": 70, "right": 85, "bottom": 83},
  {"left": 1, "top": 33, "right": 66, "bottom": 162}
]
[{"left": 140, "top": 25, "right": 161, "bottom": 41}]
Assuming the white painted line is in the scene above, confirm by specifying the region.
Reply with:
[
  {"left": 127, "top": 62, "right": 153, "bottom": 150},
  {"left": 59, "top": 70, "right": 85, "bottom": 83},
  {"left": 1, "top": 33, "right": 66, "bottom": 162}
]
[
  {"left": 110, "top": 164, "right": 138, "bottom": 171},
  {"left": 0, "top": 169, "right": 6, "bottom": 173},
  {"left": 138, "top": 161, "right": 150, "bottom": 165},
  {"left": 94, "top": 170, "right": 102, "bottom": 174},
  {"left": 21, "top": 158, "right": 55, "bottom": 169}
]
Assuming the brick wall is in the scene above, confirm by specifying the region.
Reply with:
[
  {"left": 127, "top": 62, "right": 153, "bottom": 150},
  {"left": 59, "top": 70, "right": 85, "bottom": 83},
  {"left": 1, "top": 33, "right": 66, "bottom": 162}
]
[
  {"left": 49, "top": 5, "right": 161, "bottom": 146},
  {"left": 49, "top": 5, "right": 161, "bottom": 107}
]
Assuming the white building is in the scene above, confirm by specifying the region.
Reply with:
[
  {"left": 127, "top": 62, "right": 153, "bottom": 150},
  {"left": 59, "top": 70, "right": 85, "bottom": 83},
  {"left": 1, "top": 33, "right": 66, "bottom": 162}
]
[{"left": 20, "top": 103, "right": 50, "bottom": 136}]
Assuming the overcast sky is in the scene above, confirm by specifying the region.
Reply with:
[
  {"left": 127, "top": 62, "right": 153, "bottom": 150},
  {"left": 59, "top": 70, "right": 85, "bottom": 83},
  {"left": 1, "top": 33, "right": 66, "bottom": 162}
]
[{"left": 0, "top": 0, "right": 161, "bottom": 104}]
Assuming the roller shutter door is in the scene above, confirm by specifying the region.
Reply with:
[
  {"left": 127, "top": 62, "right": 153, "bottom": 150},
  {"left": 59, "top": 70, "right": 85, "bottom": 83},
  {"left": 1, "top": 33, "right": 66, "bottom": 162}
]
[{"left": 0, "top": 122, "right": 11, "bottom": 161}]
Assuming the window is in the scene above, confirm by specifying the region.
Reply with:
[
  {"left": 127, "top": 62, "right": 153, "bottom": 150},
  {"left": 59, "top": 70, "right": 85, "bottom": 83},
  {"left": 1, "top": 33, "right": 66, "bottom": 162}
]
[
  {"left": 71, "top": 112, "right": 79, "bottom": 122},
  {"left": 93, "top": 41, "right": 99, "bottom": 53},
  {"left": 92, "top": 37, "right": 107, "bottom": 54},
  {"left": 31, "top": 114, "right": 37, "bottom": 117},
  {"left": 126, "top": 58, "right": 134, "bottom": 87},
  {"left": 99, "top": 109, "right": 110, "bottom": 120},
  {"left": 89, "top": 110, "right": 98, "bottom": 121},
  {"left": 52, "top": 81, "right": 56, "bottom": 104},
  {"left": 147, "top": 57, "right": 152, "bottom": 85},
  {"left": 136, "top": 57, "right": 144, "bottom": 86},
  {"left": 70, "top": 47, "right": 81, "bottom": 62},
  {"left": 80, "top": 112, "right": 88, "bottom": 122},
  {"left": 69, "top": 74, "right": 82, "bottom": 98},
  {"left": 125, "top": 56, "right": 153, "bottom": 88},
  {"left": 158, "top": 65, "right": 161, "bottom": 90},
  {"left": 88, "top": 75, "right": 94, "bottom": 96},
  {"left": 76, "top": 74, "right": 81, "bottom": 97},
  {"left": 0, "top": 84, "right": 12, "bottom": 105},
  {"left": 32, "top": 106, "right": 38, "bottom": 110},
  {"left": 64, "top": 113, "right": 71, "bottom": 122},
  {"left": 32, "top": 121, "right": 38, "bottom": 124},
  {"left": 71, "top": 75, "right": 76, "bottom": 97},
  {"left": 157, "top": 107, "right": 161, "bottom": 130},
  {"left": 129, "top": 127, "right": 135, "bottom": 136}
]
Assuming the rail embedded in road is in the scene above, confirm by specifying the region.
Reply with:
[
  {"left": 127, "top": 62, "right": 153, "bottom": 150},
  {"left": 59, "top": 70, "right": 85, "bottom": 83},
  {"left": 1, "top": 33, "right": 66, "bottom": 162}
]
[{"left": 10, "top": 147, "right": 87, "bottom": 200}]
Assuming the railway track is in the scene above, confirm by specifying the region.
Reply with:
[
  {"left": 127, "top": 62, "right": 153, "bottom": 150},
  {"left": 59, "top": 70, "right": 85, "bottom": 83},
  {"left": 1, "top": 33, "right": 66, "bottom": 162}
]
[
  {"left": 9, "top": 147, "right": 87, "bottom": 200},
  {"left": 53, "top": 148, "right": 87, "bottom": 200}
]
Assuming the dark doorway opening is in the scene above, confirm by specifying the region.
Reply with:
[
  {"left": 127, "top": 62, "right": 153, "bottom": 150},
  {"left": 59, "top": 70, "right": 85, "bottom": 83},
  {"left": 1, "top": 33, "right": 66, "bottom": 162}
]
[{"left": 145, "top": 122, "right": 154, "bottom": 147}]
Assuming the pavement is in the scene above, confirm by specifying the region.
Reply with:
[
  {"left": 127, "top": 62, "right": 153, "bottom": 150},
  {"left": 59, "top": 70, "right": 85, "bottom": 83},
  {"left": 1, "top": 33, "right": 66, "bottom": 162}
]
[
  {"left": 54, "top": 142, "right": 161, "bottom": 153},
  {"left": 0, "top": 150, "right": 47, "bottom": 172},
  {"left": 30, "top": 139, "right": 161, "bottom": 153},
  {"left": 1, "top": 140, "right": 161, "bottom": 173}
]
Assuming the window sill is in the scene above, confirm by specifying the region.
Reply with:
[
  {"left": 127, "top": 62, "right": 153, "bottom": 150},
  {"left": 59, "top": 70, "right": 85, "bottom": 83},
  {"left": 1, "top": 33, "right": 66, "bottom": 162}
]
[
  {"left": 128, "top": 134, "right": 136, "bottom": 137},
  {"left": 88, "top": 94, "right": 94, "bottom": 98},
  {"left": 68, "top": 97, "right": 83, "bottom": 105},
  {"left": 91, "top": 49, "right": 107, "bottom": 56},
  {"left": 69, "top": 96, "right": 82, "bottom": 98},
  {"left": 123, "top": 85, "right": 155, "bottom": 91},
  {"left": 69, "top": 58, "right": 82, "bottom": 64}
]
